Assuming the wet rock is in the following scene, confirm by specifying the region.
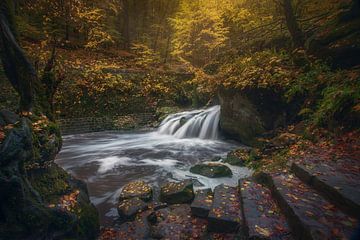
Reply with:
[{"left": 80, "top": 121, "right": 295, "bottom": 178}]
[
  {"left": 113, "top": 209, "right": 151, "bottom": 239},
  {"left": 190, "top": 163, "right": 232, "bottom": 178},
  {"left": 223, "top": 149, "right": 250, "bottom": 166},
  {"left": 268, "top": 173, "right": 357, "bottom": 240},
  {"left": 0, "top": 110, "right": 20, "bottom": 125},
  {"left": 292, "top": 162, "right": 360, "bottom": 218},
  {"left": 117, "top": 197, "right": 148, "bottom": 220},
  {"left": 239, "top": 179, "right": 291, "bottom": 239},
  {"left": 191, "top": 188, "right": 213, "bottom": 218},
  {"left": 219, "top": 88, "right": 288, "bottom": 146},
  {"left": 149, "top": 204, "right": 208, "bottom": 239},
  {"left": 208, "top": 184, "right": 243, "bottom": 233},
  {"left": 160, "top": 180, "right": 195, "bottom": 204},
  {"left": 119, "top": 181, "right": 153, "bottom": 202}
]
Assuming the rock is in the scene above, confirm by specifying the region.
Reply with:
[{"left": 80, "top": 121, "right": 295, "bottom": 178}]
[
  {"left": 272, "top": 132, "right": 298, "bottom": 147},
  {"left": 292, "top": 162, "right": 360, "bottom": 218},
  {"left": 160, "top": 180, "right": 195, "bottom": 204},
  {"left": 149, "top": 204, "right": 208, "bottom": 239},
  {"left": 208, "top": 185, "right": 243, "bottom": 233},
  {"left": 268, "top": 173, "right": 357, "bottom": 240},
  {"left": 191, "top": 188, "right": 213, "bottom": 218},
  {"left": 223, "top": 149, "right": 250, "bottom": 166},
  {"left": 114, "top": 209, "right": 151, "bottom": 239},
  {"left": 0, "top": 118, "right": 99, "bottom": 239},
  {"left": 0, "top": 110, "right": 20, "bottom": 125},
  {"left": 219, "top": 88, "right": 288, "bottom": 146},
  {"left": 239, "top": 179, "right": 291, "bottom": 239},
  {"left": 117, "top": 197, "right": 148, "bottom": 220},
  {"left": 190, "top": 163, "right": 232, "bottom": 178},
  {"left": 119, "top": 181, "right": 153, "bottom": 202}
]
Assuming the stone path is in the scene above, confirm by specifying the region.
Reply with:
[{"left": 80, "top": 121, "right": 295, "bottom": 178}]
[{"left": 100, "top": 161, "right": 359, "bottom": 240}]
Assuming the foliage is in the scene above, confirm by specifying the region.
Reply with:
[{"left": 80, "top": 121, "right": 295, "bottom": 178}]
[
  {"left": 131, "top": 43, "right": 161, "bottom": 68},
  {"left": 286, "top": 61, "right": 360, "bottom": 127},
  {"left": 170, "top": 0, "right": 229, "bottom": 66}
]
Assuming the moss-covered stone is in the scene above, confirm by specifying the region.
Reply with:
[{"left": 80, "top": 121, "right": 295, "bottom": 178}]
[
  {"left": 223, "top": 148, "right": 251, "bottom": 166},
  {"left": 28, "top": 164, "right": 70, "bottom": 204},
  {"left": 0, "top": 113, "right": 99, "bottom": 239},
  {"left": 119, "top": 181, "right": 153, "bottom": 202},
  {"left": 117, "top": 197, "right": 148, "bottom": 220},
  {"left": 190, "top": 163, "right": 232, "bottom": 178},
  {"left": 160, "top": 180, "right": 195, "bottom": 204}
]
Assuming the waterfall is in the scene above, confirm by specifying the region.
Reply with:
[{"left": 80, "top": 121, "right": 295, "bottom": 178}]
[{"left": 158, "top": 105, "right": 221, "bottom": 139}]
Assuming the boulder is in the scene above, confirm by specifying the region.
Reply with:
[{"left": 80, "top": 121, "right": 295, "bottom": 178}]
[
  {"left": 190, "top": 163, "right": 232, "bottom": 178},
  {"left": 223, "top": 149, "right": 251, "bottom": 166},
  {"left": 149, "top": 204, "right": 208, "bottom": 239},
  {"left": 117, "top": 197, "right": 148, "bottom": 220},
  {"left": 0, "top": 110, "right": 20, "bottom": 125},
  {"left": 119, "top": 181, "right": 153, "bottom": 202},
  {"left": 191, "top": 188, "right": 213, "bottom": 218},
  {"left": 160, "top": 180, "right": 195, "bottom": 204},
  {"left": 218, "top": 88, "right": 289, "bottom": 146}
]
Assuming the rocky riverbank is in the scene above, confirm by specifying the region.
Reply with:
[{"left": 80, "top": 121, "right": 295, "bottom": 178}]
[{"left": 0, "top": 110, "right": 99, "bottom": 239}]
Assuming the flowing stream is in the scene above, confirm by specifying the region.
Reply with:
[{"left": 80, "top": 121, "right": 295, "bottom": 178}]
[{"left": 55, "top": 106, "right": 252, "bottom": 225}]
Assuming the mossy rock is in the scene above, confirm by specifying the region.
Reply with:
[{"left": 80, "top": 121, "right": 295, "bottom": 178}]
[
  {"left": 190, "top": 163, "right": 232, "bottom": 178},
  {"left": 223, "top": 149, "right": 251, "bottom": 166},
  {"left": 160, "top": 180, "right": 195, "bottom": 204},
  {"left": 117, "top": 197, "right": 148, "bottom": 220},
  {"left": 119, "top": 181, "right": 153, "bottom": 202}
]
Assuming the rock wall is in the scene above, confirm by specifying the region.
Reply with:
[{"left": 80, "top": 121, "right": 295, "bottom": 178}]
[
  {"left": 58, "top": 113, "right": 156, "bottom": 135},
  {"left": 0, "top": 112, "right": 99, "bottom": 239},
  {"left": 219, "top": 88, "right": 288, "bottom": 146}
]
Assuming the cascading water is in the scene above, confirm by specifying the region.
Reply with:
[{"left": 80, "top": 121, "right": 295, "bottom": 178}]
[
  {"left": 158, "top": 105, "right": 221, "bottom": 139},
  {"left": 55, "top": 104, "right": 252, "bottom": 226}
]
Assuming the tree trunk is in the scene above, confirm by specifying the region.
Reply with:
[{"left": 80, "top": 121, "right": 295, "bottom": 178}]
[
  {"left": 282, "top": 0, "right": 305, "bottom": 48},
  {"left": 121, "top": 0, "right": 131, "bottom": 50},
  {"left": 0, "top": 0, "right": 35, "bottom": 112}
]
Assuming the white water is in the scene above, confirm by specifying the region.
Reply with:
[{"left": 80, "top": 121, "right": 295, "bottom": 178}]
[
  {"left": 55, "top": 106, "right": 252, "bottom": 226},
  {"left": 158, "top": 105, "right": 221, "bottom": 139}
]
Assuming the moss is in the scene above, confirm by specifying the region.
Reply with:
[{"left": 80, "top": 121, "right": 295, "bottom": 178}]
[
  {"left": 75, "top": 202, "right": 100, "bottom": 240},
  {"left": 190, "top": 163, "right": 232, "bottom": 178},
  {"left": 28, "top": 165, "right": 71, "bottom": 204}
]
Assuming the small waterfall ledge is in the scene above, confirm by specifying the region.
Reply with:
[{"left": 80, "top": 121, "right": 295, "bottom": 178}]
[{"left": 158, "top": 105, "right": 221, "bottom": 139}]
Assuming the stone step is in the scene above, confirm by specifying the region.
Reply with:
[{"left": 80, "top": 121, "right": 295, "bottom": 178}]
[
  {"left": 239, "top": 179, "right": 292, "bottom": 239},
  {"left": 191, "top": 188, "right": 213, "bottom": 218},
  {"left": 267, "top": 173, "right": 358, "bottom": 240},
  {"left": 208, "top": 184, "right": 243, "bottom": 233},
  {"left": 292, "top": 162, "right": 360, "bottom": 218},
  {"left": 149, "top": 204, "right": 208, "bottom": 239}
]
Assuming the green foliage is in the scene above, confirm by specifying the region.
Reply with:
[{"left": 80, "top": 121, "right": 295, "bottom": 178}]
[
  {"left": 286, "top": 61, "right": 360, "bottom": 127},
  {"left": 313, "top": 83, "right": 360, "bottom": 126}
]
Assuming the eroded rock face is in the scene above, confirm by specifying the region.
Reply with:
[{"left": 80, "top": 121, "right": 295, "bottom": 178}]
[
  {"left": 219, "top": 88, "right": 287, "bottom": 146},
  {"left": 160, "top": 180, "right": 195, "bottom": 204},
  {"left": 190, "top": 163, "right": 232, "bottom": 178},
  {"left": 0, "top": 114, "right": 99, "bottom": 239},
  {"left": 119, "top": 181, "right": 153, "bottom": 202}
]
